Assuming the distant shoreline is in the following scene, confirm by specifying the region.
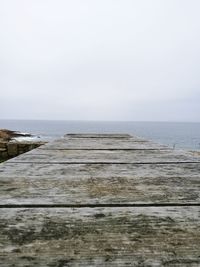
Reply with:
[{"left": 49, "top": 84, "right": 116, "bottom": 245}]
[
  {"left": 0, "top": 129, "right": 32, "bottom": 141},
  {"left": 0, "top": 129, "right": 45, "bottom": 162},
  {"left": 0, "top": 121, "right": 200, "bottom": 150}
]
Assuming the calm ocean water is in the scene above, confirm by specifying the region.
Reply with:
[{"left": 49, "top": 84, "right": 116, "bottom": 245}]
[{"left": 0, "top": 120, "right": 200, "bottom": 151}]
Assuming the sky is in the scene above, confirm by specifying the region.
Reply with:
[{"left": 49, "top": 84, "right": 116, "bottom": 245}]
[{"left": 0, "top": 0, "right": 200, "bottom": 121}]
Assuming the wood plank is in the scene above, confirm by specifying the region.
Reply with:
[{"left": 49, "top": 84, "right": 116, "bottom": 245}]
[
  {"left": 8, "top": 149, "right": 199, "bottom": 163},
  {"left": 0, "top": 163, "right": 199, "bottom": 205},
  {"left": 65, "top": 133, "right": 133, "bottom": 138},
  {"left": 1, "top": 162, "right": 200, "bottom": 178},
  {"left": 0, "top": 207, "right": 200, "bottom": 266},
  {"left": 40, "top": 138, "right": 168, "bottom": 150},
  {"left": 1, "top": 133, "right": 200, "bottom": 266}
]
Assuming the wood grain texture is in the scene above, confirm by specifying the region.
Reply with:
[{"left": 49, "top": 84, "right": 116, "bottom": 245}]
[
  {"left": 1, "top": 162, "right": 200, "bottom": 178},
  {"left": 0, "top": 163, "right": 200, "bottom": 205},
  {"left": 0, "top": 207, "right": 200, "bottom": 267},
  {"left": 41, "top": 137, "right": 168, "bottom": 150},
  {"left": 0, "top": 133, "right": 200, "bottom": 266},
  {"left": 7, "top": 149, "right": 199, "bottom": 163}
]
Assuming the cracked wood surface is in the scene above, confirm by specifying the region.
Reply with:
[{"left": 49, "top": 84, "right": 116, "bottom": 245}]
[{"left": 0, "top": 133, "right": 200, "bottom": 266}]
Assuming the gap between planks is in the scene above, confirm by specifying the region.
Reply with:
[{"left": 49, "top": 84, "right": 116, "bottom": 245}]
[
  {"left": 1, "top": 203, "right": 200, "bottom": 208},
  {"left": 38, "top": 148, "right": 170, "bottom": 150},
  {"left": 6, "top": 161, "right": 200, "bottom": 164}
]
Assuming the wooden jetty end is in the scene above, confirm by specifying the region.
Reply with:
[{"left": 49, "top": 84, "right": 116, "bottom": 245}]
[{"left": 0, "top": 133, "right": 200, "bottom": 266}]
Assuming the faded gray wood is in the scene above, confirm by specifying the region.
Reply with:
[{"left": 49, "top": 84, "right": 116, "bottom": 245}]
[
  {"left": 65, "top": 133, "right": 133, "bottom": 138},
  {"left": 0, "top": 133, "right": 200, "bottom": 266},
  {"left": 0, "top": 207, "right": 200, "bottom": 267},
  {"left": 41, "top": 136, "right": 168, "bottom": 150},
  {"left": 8, "top": 148, "right": 199, "bottom": 163},
  {"left": 1, "top": 162, "right": 200, "bottom": 178},
  {"left": 0, "top": 163, "right": 200, "bottom": 205},
  {"left": 40, "top": 140, "right": 168, "bottom": 150}
]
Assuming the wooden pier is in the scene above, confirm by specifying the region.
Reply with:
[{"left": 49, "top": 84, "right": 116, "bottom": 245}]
[{"left": 0, "top": 133, "right": 200, "bottom": 266}]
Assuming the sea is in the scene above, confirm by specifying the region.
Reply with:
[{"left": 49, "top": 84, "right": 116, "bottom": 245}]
[{"left": 0, "top": 120, "right": 200, "bottom": 151}]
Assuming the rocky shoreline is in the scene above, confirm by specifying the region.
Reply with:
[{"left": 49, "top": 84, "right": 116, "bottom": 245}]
[
  {"left": 0, "top": 129, "right": 45, "bottom": 162},
  {"left": 0, "top": 129, "right": 32, "bottom": 141}
]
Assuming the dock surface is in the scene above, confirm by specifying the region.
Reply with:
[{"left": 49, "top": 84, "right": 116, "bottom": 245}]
[{"left": 0, "top": 134, "right": 200, "bottom": 266}]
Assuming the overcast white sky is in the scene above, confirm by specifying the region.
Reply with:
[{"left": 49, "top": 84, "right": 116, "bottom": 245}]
[{"left": 0, "top": 0, "right": 200, "bottom": 121}]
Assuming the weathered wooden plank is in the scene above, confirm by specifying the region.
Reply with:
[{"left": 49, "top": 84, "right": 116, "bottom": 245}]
[
  {"left": 65, "top": 133, "right": 133, "bottom": 138},
  {"left": 0, "top": 163, "right": 200, "bottom": 205},
  {"left": 1, "top": 133, "right": 200, "bottom": 266},
  {"left": 8, "top": 149, "right": 199, "bottom": 163},
  {"left": 0, "top": 207, "right": 200, "bottom": 266},
  {"left": 0, "top": 173, "right": 199, "bottom": 205},
  {"left": 1, "top": 162, "right": 200, "bottom": 178},
  {"left": 40, "top": 138, "right": 168, "bottom": 150}
]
